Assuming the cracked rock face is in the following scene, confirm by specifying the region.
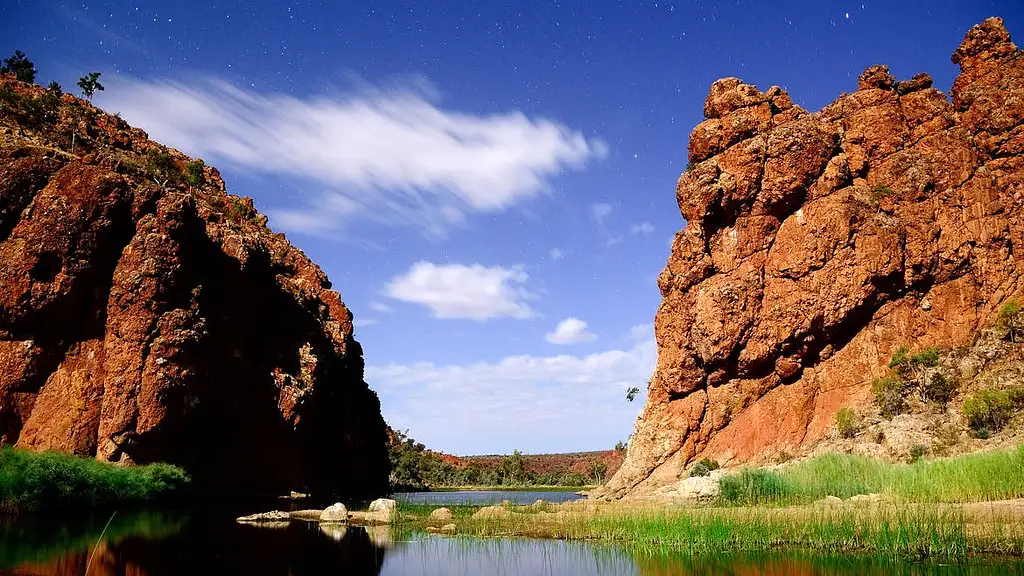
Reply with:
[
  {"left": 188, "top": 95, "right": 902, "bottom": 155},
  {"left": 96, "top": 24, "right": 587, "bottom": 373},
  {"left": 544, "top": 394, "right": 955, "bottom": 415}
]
[
  {"left": 0, "top": 82, "right": 389, "bottom": 499},
  {"left": 599, "top": 17, "right": 1024, "bottom": 499}
]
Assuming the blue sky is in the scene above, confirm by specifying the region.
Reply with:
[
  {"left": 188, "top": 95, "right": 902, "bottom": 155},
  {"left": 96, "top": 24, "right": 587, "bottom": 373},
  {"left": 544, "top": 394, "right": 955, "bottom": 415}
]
[{"left": 4, "top": 1, "right": 1022, "bottom": 455}]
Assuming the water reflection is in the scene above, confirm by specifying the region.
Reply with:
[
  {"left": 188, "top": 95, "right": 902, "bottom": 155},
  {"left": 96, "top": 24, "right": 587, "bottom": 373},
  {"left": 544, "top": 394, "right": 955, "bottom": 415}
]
[
  {"left": 3, "top": 508, "right": 1023, "bottom": 576},
  {"left": 394, "top": 490, "right": 584, "bottom": 505}
]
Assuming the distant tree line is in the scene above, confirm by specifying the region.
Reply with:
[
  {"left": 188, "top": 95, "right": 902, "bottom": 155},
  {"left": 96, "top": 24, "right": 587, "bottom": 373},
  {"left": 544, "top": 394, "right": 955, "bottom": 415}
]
[{"left": 387, "top": 428, "right": 610, "bottom": 491}]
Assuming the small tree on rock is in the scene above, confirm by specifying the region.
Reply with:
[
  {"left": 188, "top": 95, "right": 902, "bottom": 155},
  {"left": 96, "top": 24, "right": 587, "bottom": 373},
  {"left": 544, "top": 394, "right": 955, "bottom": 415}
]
[
  {"left": 77, "top": 72, "right": 104, "bottom": 100},
  {"left": 1, "top": 50, "right": 37, "bottom": 83}
]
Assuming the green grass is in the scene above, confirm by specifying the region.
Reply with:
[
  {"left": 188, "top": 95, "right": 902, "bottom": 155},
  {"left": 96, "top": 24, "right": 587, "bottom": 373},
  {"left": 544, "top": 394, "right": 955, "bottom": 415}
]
[
  {"left": 0, "top": 447, "right": 190, "bottom": 513},
  {"left": 718, "top": 446, "right": 1024, "bottom": 506},
  {"left": 400, "top": 502, "right": 1024, "bottom": 559}
]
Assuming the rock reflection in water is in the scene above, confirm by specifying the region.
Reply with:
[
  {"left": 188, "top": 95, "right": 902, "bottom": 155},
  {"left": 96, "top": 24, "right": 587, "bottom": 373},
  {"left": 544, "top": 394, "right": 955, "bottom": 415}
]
[{"left": 2, "top": 510, "right": 386, "bottom": 576}]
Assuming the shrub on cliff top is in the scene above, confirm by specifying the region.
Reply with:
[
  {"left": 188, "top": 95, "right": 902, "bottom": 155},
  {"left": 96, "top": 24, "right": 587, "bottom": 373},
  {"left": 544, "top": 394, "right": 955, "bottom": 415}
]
[{"left": 1, "top": 50, "right": 37, "bottom": 83}]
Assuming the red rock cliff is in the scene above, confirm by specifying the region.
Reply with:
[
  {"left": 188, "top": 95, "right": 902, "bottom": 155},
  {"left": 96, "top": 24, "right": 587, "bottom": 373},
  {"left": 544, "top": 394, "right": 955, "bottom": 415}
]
[
  {"left": 600, "top": 17, "right": 1024, "bottom": 498},
  {"left": 0, "top": 76, "right": 389, "bottom": 499}
]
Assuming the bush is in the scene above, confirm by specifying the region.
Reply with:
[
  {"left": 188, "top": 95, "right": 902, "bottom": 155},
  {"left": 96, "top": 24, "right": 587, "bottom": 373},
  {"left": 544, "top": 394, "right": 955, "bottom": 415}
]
[
  {"left": 998, "top": 298, "right": 1022, "bottom": 343},
  {"left": 888, "top": 345, "right": 911, "bottom": 373},
  {"left": 0, "top": 447, "right": 189, "bottom": 513},
  {"left": 910, "top": 347, "right": 940, "bottom": 368},
  {"left": 871, "top": 374, "right": 908, "bottom": 418},
  {"left": 835, "top": 406, "right": 860, "bottom": 439},
  {"left": 689, "top": 458, "right": 720, "bottom": 478},
  {"left": 145, "top": 150, "right": 182, "bottom": 184},
  {"left": 718, "top": 469, "right": 790, "bottom": 505},
  {"left": 1, "top": 50, "right": 37, "bottom": 83},
  {"left": 909, "top": 444, "right": 928, "bottom": 463},
  {"left": 962, "top": 388, "right": 1014, "bottom": 432},
  {"left": 922, "top": 372, "right": 957, "bottom": 404},
  {"left": 184, "top": 159, "right": 206, "bottom": 186},
  {"left": 1008, "top": 386, "right": 1024, "bottom": 408},
  {"left": 870, "top": 184, "right": 895, "bottom": 203}
]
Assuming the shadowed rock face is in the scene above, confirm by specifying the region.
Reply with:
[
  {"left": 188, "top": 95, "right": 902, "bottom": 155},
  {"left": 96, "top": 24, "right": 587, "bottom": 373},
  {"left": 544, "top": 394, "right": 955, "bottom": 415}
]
[
  {"left": 0, "top": 79, "right": 389, "bottom": 499},
  {"left": 600, "top": 17, "right": 1024, "bottom": 499}
]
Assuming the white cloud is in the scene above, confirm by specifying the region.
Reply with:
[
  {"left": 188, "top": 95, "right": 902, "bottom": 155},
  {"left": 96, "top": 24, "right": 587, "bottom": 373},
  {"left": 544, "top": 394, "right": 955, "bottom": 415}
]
[
  {"left": 370, "top": 301, "right": 394, "bottom": 313},
  {"left": 546, "top": 317, "right": 598, "bottom": 344},
  {"left": 100, "top": 78, "right": 607, "bottom": 236},
  {"left": 549, "top": 248, "right": 564, "bottom": 261},
  {"left": 368, "top": 338, "right": 655, "bottom": 454},
  {"left": 384, "top": 261, "right": 535, "bottom": 320},
  {"left": 353, "top": 318, "right": 378, "bottom": 328},
  {"left": 591, "top": 202, "right": 613, "bottom": 224},
  {"left": 631, "top": 221, "right": 655, "bottom": 235},
  {"left": 629, "top": 322, "right": 654, "bottom": 341}
]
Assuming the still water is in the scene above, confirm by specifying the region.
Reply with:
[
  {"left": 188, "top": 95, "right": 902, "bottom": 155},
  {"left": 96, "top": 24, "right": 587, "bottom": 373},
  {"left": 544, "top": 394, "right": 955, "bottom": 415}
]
[
  {"left": 394, "top": 489, "right": 584, "bottom": 505},
  {"left": 2, "top": 496, "right": 1023, "bottom": 576}
]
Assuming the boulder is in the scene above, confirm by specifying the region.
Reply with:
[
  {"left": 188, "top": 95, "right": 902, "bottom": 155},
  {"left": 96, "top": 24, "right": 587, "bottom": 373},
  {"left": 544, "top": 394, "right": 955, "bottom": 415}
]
[
  {"left": 236, "top": 511, "right": 290, "bottom": 523},
  {"left": 320, "top": 502, "right": 348, "bottom": 523},
  {"left": 427, "top": 507, "right": 453, "bottom": 525}
]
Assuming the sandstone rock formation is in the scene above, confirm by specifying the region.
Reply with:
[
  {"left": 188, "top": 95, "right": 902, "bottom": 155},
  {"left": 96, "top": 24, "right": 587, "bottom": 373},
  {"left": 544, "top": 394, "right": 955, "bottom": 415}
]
[
  {"left": 0, "top": 75, "right": 389, "bottom": 498},
  {"left": 599, "top": 17, "right": 1024, "bottom": 498}
]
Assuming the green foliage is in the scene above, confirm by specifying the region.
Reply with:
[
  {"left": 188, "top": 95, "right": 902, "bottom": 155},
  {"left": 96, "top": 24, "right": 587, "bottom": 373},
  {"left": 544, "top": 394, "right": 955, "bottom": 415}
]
[
  {"left": 587, "top": 461, "right": 608, "bottom": 483},
  {"left": 718, "top": 447, "right": 1024, "bottom": 506},
  {"left": 0, "top": 447, "right": 189, "bottom": 513},
  {"left": 145, "top": 150, "right": 182, "bottom": 184},
  {"left": 835, "top": 406, "right": 860, "bottom": 439},
  {"left": 871, "top": 374, "right": 907, "bottom": 417},
  {"left": 77, "top": 71, "right": 104, "bottom": 100},
  {"left": 910, "top": 346, "right": 940, "bottom": 368},
  {"left": 888, "top": 344, "right": 910, "bottom": 375},
  {"left": 614, "top": 440, "right": 627, "bottom": 454},
  {"left": 184, "top": 159, "right": 206, "bottom": 186},
  {"left": 909, "top": 444, "right": 928, "bottom": 463},
  {"left": 999, "top": 298, "right": 1023, "bottom": 343},
  {"left": 922, "top": 372, "right": 957, "bottom": 404},
  {"left": 225, "top": 198, "right": 251, "bottom": 223},
  {"left": 1, "top": 50, "right": 37, "bottom": 83},
  {"left": 718, "top": 469, "right": 790, "bottom": 505},
  {"left": 689, "top": 458, "right": 720, "bottom": 478},
  {"left": 962, "top": 388, "right": 1014, "bottom": 432},
  {"left": 870, "top": 184, "right": 895, "bottom": 203},
  {"left": 625, "top": 386, "right": 640, "bottom": 402}
]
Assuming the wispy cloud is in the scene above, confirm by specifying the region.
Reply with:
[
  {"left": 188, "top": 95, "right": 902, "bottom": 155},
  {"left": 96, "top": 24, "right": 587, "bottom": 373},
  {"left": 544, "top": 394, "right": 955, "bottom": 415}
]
[
  {"left": 370, "top": 301, "right": 394, "bottom": 313},
  {"left": 628, "top": 322, "right": 654, "bottom": 341},
  {"left": 384, "top": 261, "right": 536, "bottom": 320},
  {"left": 101, "top": 78, "right": 607, "bottom": 236},
  {"left": 546, "top": 317, "right": 598, "bottom": 344},
  {"left": 631, "top": 221, "right": 655, "bottom": 235},
  {"left": 368, "top": 338, "right": 655, "bottom": 454},
  {"left": 549, "top": 248, "right": 565, "bottom": 261},
  {"left": 353, "top": 318, "right": 379, "bottom": 328},
  {"left": 591, "top": 202, "right": 613, "bottom": 225}
]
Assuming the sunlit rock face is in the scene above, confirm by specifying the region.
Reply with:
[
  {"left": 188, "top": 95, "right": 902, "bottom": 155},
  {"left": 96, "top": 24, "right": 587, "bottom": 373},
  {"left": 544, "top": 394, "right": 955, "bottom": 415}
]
[
  {"left": 599, "top": 17, "right": 1024, "bottom": 499},
  {"left": 0, "top": 74, "right": 389, "bottom": 500}
]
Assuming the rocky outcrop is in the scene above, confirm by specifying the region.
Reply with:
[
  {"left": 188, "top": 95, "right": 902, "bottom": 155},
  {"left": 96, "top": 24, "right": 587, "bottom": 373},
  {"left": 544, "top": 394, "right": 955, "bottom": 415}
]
[
  {"left": 599, "top": 17, "right": 1024, "bottom": 498},
  {"left": 0, "top": 75, "right": 389, "bottom": 498}
]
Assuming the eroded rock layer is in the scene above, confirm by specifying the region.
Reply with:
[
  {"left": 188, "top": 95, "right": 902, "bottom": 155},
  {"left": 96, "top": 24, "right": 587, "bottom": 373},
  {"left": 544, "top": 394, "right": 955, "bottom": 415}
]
[
  {"left": 600, "top": 17, "right": 1024, "bottom": 498},
  {"left": 0, "top": 77, "right": 389, "bottom": 499}
]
